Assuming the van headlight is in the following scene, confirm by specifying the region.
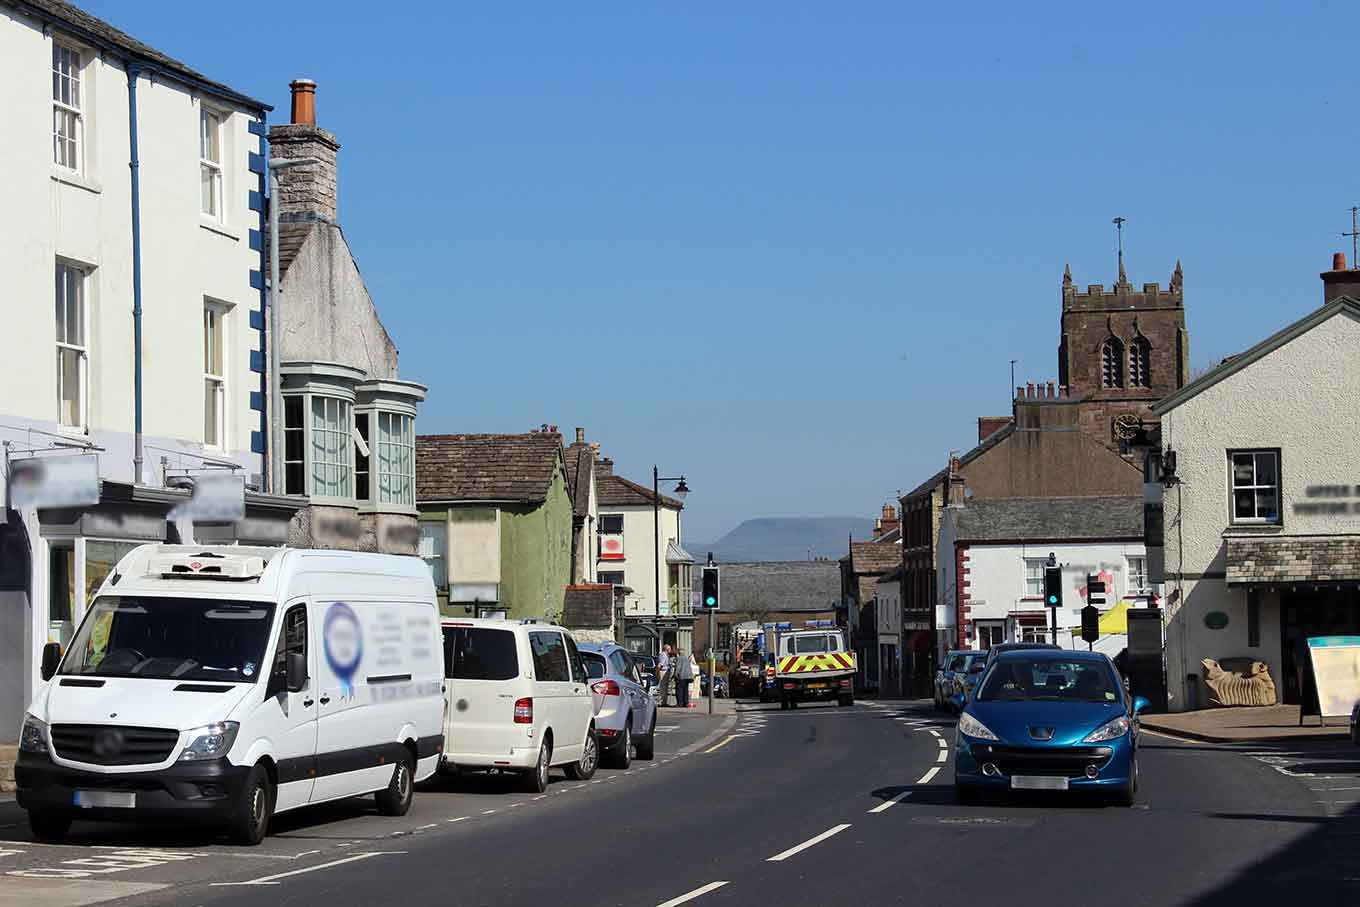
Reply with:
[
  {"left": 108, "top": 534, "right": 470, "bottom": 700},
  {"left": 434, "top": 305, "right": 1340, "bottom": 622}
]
[
  {"left": 1082, "top": 715, "right": 1130, "bottom": 743},
  {"left": 19, "top": 715, "right": 48, "bottom": 753},
  {"left": 177, "top": 722, "right": 240, "bottom": 762}
]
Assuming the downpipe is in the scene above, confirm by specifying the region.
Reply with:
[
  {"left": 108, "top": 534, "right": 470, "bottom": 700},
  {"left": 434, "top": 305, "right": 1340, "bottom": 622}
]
[{"left": 126, "top": 63, "right": 145, "bottom": 484}]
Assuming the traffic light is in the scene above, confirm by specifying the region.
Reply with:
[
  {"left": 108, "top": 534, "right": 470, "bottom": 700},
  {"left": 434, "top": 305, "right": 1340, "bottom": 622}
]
[
  {"left": 1081, "top": 605, "right": 1100, "bottom": 644},
  {"left": 1044, "top": 565, "right": 1063, "bottom": 608},
  {"left": 1087, "top": 576, "right": 1107, "bottom": 607},
  {"left": 701, "top": 566, "right": 720, "bottom": 610}
]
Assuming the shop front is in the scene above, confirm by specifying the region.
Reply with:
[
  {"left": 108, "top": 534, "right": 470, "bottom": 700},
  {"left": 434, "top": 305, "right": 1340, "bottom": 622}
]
[{"left": 0, "top": 482, "right": 299, "bottom": 743}]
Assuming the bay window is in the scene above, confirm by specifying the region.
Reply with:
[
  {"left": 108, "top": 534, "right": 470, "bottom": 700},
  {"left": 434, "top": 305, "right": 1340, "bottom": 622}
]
[
  {"left": 376, "top": 411, "right": 415, "bottom": 506},
  {"left": 310, "top": 396, "right": 352, "bottom": 498}
]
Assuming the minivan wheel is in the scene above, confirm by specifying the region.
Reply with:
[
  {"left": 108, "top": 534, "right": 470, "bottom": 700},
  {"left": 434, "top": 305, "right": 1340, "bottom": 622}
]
[
  {"left": 565, "top": 729, "right": 598, "bottom": 780},
  {"left": 523, "top": 740, "right": 551, "bottom": 793},
  {"left": 375, "top": 751, "right": 414, "bottom": 816},
  {"left": 27, "top": 811, "right": 72, "bottom": 842},
  {"left": 606, "top": 722, "right": 632, "bottom": 770},
  {"left": 230, "top": 763, "right": 273, "bottom": 846}
]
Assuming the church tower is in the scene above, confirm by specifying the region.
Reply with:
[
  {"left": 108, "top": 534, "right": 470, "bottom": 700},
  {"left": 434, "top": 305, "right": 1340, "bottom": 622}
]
[{"left": 1057, "top": 261, "right": 1190, "bottom": 450}]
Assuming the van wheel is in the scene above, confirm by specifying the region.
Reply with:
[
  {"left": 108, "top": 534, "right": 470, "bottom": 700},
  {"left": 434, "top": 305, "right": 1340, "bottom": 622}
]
[
  {"left": 606, "top": 721, "right": 632, "bottom": 770},
  {"left": 28, "top": 811, "right": 72, "bottom": 842},
  {"left": 565, "top": 728, "right": 598, "bottom": 780},
  {"left": 375, "top": 751, "right": 414, "bottom": 816},
  {"left": 523, "top": 740, "right": 551, "bottom": 793},
  {"left": 230, "top": 764, "right": 273, "bottom": 846},
  {"left": 635, "top": 714, "right": 656, "bottom": 761}
]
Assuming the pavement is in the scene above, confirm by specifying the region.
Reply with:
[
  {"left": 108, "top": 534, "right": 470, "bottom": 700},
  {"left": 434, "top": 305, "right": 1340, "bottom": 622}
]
[
  {"left": 1141, "top": 704, "right": 1351, "bottom": 743},
  {"left": 7, "top": 698, "right": 1360, "bottom": 904}
]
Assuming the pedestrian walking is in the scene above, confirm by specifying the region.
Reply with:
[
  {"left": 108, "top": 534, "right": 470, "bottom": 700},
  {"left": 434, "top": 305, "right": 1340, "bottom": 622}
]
[
  {"left": 658, "top": 644, "right": 675, "bottom": 707},
  {"left": 675, "top": 648, "right": 695, "bottom": 708}
]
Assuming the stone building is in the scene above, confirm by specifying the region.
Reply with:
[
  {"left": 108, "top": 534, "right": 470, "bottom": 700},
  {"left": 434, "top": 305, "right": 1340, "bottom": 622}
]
[{"left": 270, "top": 79, "right": 426, "bottom": 554}]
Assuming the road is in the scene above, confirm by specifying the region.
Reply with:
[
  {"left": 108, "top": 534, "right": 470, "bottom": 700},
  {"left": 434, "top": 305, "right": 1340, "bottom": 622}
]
[{"left": 3, "top": 701, "right": 1360, "bottom": 906}]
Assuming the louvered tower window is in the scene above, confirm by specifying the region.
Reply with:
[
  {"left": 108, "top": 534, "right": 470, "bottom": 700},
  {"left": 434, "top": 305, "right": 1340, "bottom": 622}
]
[{"left": 1100, "top": 338, "right": 1124, "bottom": 388}]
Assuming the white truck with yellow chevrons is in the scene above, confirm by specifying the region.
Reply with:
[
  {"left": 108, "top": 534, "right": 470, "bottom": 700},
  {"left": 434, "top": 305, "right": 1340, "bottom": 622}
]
[{"left": 763, "top": 621, "right": 856, "bottom": 709}]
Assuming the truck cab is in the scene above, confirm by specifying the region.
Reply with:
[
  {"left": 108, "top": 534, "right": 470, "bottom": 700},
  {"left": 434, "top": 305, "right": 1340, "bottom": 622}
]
[{"left": 765, "top": 621, "right": 856, "bottom": 709}]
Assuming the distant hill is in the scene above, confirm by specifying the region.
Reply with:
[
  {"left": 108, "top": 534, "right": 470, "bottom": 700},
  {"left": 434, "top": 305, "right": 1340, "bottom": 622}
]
[{"left": 693, "top": 517, "right": 876, "bottom": 564}]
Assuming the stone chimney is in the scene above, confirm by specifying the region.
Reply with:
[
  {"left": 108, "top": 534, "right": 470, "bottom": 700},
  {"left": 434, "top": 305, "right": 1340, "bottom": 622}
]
[
  {"left": 875, "top": 504, "right": 900, "bottom": 537},
  {"left": 574, "top": 427, "right": 585, "bottom": 445},
  {"left": 1321, "top": 252, "right": 1360, "bottom": 304},
  {"left": 597, "top": 457, "right": 613, "bottom": 476},
  {"left": 268, "top": 79, "right": 340, "bottom": 224},
  {"left": 946, "top": 455, "right": 967, "bottom": 508}
]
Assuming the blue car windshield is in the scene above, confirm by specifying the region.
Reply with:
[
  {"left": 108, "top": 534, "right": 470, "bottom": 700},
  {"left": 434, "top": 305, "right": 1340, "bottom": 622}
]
[{"left": 977, "top": 657, "right": 1120, "bottom": 703}]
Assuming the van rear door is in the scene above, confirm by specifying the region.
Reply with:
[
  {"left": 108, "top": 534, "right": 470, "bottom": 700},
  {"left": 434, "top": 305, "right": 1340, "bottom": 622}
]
[{"left": 443, "top": 625, "right": 523, "bottom": 759}]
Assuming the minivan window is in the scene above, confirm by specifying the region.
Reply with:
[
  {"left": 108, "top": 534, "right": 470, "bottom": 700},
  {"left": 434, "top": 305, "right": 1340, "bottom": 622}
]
[
  {"left": 61, "top": 596, "right": 276, "bottom": 683},
  {"left": 443, "top": 627, "right": 519, "bottom": 681},
  {"left": 529, "top": 631, "right": 570, "bottom": 682},
  {"left": 609, "top": 650, "right": 631, "bottom": 676},
  {"left": 563, "top": 634, "right": 587, "bottom": 683},
  {"left": 582, "top": 652, "right": 608, "bottom": 680}
]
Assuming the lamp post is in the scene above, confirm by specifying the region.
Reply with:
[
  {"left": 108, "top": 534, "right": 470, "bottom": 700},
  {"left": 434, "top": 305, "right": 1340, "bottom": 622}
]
[
  {"left": 652, "top": 467, "right": 689, "bottom": 664},
  {"left": 266, "top": 156, "right": 318, "bottom": 494}
]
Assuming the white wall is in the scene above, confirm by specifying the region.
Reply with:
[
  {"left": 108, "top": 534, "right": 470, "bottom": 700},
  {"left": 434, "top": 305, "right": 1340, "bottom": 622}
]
[
  {"left": 600, "top": 504, "right": 683, "bottom": 618},
  {"left": 0, "top": 7, "right": 263, "bottom": 484},
  {"left": 1160, "top": 307, "right": 1360, "bottom": 709}
]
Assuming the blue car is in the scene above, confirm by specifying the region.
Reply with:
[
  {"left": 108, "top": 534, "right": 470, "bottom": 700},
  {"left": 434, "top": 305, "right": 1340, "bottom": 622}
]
[{"left": 953, "top": 649, "right": 1148, "bottom": 806}]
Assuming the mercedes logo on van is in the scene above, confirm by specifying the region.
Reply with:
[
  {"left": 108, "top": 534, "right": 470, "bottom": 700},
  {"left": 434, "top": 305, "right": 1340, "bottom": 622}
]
[{"left": 94, "top": 728, "right": 125, "bottom": 759}]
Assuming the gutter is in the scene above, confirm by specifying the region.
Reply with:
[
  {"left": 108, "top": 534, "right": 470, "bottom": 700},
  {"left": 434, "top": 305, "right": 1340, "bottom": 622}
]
[{"left": 127, "top": 63, "right": 145, "bottom": 484}]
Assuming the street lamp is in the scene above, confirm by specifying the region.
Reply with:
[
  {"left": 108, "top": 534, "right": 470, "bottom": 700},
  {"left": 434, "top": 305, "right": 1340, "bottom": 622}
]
[
  {"left": 266, "top": 156, "right": 319, "bottom": 495},
  {"left": 652, "top": 467, "right": 689, "bottom": 662}
]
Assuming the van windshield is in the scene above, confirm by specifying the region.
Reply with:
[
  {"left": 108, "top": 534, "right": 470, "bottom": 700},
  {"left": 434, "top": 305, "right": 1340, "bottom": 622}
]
[{"left": 61, "top": 596, "right": 276, "bottom": 683}]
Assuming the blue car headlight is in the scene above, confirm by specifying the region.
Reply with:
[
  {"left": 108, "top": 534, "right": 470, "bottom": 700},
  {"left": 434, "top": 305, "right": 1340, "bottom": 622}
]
[
  {"left": 957, "top": 712, "right": 999, "bottom": 741},
  {"left": 1082, "top": 715, "right": 1130, "bottom": 743}
]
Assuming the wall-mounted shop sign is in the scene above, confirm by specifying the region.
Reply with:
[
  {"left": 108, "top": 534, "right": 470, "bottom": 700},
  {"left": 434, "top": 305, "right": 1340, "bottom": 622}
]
[{"left": 1294, "top": 485, "right": 1360, "bottom": 516}]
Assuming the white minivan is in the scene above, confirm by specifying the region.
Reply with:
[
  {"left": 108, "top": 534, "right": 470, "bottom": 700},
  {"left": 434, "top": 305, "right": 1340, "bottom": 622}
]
[
  {"left": 439, "top": 619, "right": 598, "bottom": 792},
  {"left": 16, "top": 545, "right": 444, "bottom": 845}
]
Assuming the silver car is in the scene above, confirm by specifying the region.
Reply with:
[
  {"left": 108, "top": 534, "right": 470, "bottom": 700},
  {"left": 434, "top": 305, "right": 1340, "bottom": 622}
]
[{"left": 579, "top": 643, "right": 657, "bottom": 769}]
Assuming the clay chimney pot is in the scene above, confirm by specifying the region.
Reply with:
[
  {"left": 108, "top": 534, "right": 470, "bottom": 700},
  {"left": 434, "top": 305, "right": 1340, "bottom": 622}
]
[
  {"left": 290, "top": 79, "right": 317, "bottom": 126},
  {"left": 1333, "top": 252, "right": 1348, "bottom": 272}
]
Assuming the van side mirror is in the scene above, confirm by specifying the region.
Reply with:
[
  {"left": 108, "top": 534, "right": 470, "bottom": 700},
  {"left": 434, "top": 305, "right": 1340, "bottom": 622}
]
[
  {"left": 40, "top": 642, "right": 62, "bottom": 681},
  {"left": 286, "top": 652, "right": 308, "bottom": 693},
  {"left": 1132, "top": 695, "right": 1150, "bottom": 715}
]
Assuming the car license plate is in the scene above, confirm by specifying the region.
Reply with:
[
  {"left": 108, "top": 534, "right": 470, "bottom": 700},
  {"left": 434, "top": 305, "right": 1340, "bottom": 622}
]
[
  {"left": 74, "top": 790, "right": 136, "bottom": 809},
  {"left": 1010, "top": 775, "right": 1068, "bottom": 791}
]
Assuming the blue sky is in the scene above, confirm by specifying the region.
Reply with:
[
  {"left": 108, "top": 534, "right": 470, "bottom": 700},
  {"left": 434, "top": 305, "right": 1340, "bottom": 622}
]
[{"left": 87, "top": 1, "right": 1358, "bottom": 543}]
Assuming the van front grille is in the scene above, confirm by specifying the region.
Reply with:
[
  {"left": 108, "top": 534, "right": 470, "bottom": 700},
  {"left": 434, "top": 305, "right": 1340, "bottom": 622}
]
[{"left": 50, "top": 724, "right": 180, "bottom": 766}]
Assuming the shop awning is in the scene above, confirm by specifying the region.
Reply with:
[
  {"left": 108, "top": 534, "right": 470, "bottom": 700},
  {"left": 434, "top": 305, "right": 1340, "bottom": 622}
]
[
  {"left": 1226, "top": 537, "right": 1360, "bottom": 585},
  {"left": 1096, "top": 601, "right": 1131, "bottom": 635}
]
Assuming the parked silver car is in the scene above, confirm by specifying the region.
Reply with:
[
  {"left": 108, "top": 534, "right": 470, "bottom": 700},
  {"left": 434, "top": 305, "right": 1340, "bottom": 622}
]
[{"left": 579, "top": 642, "right": 657, "bottom": 769}]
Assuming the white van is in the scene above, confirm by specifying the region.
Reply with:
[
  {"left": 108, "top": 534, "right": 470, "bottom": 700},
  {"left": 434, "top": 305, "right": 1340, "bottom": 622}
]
[
  {"left": 439, "top": 619, "right": 597, "bottom": 792},
  {"left": 15, "top": 545, "right": 444, "bottom": 845}
]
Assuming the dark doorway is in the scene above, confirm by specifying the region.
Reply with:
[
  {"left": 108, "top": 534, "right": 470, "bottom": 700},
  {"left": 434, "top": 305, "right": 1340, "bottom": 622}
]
[{"left": 1280, "top": 588, "right": 1360, "bottom": 704}]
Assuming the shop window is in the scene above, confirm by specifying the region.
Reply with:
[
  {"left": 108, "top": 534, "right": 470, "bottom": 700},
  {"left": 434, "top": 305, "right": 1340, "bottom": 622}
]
[
  {"left": 84, "top": 540, "right": 139, "bottom": 606},
  {"left": 976, "top": 621, "right": 1006, "bottom": 649},
  {"left": 1229, "top": 450, "right": 1280, "bottom": 524},
  {"left": 48, "top": 543, "right": 75, "bottom": 648}
]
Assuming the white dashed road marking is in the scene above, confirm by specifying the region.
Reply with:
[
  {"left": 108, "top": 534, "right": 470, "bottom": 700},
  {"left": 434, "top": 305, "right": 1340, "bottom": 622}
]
[
  {"left": 210, "top": 852, "right": 404, "bottom": 887},
  {"left": 656, "top": 880, "right": 731, "bottom": 906},
  {"left": 766, "top": 824, "right": 852, "bottom": 862}
]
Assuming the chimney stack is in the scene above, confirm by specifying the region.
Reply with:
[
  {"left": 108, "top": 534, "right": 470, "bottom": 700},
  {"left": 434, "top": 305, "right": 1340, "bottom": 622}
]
[
  {"left": 597, "top": 457, "right": 614, "bottom": 476},
  {"left": 877, "top": 504, "right": 900, "bottom": 537},
  {"left": 1322, "top": 252, "right": 1360, "bottom": 304},
  {"left": 268, "top": 79, "right": 340, "bottom": 224},
  {"left": 575, "top": 427, "right": 585, "bottom": 445},
  {"left": 946, "top": 455, "right": 966, "bottom": 508}
]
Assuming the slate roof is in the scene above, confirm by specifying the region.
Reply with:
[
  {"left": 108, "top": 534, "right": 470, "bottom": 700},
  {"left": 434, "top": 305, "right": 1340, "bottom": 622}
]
[
  {"left": 1226, "top": 537, "right": 1360, "bottom": 585},
  {"left": 849, "top": 541, "right": 901, "bottom": 575},
  {"left": 952, "top": 496, "right": 1143, "bottom": 542},
  {"left": 561, "top": 584, "right": 614, "bottom": 630},
  {"left": 597, "top": 473, "right": 683, "bottom": 509},
  {"left": 12, "top": 0, "right": 269, "bottom": 112},
  {"left": 562, "top": 444, "right": 594, "bottom": 518},
  {"left": 712, "top": 561, "right": 842, "bottom": 613},
  {"left": 416, "top": 433, "right": 564, "bottom": 504}
]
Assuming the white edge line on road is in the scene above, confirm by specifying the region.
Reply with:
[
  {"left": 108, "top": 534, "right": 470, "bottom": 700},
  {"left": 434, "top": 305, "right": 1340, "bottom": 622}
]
[
  {"left": 209, "top": 851, "right": 403, "bottom": 886},
  {"left": 869, "top": 790, "right": 913, "bottom": 813},
  {"left": 918, "top": 766, "right": 941, "bottom": 785},
  {"left": 766, "top": 824, "right": 852, "bottom": 862},
  {"left": 447, "top": 817, "right": 468, "bottom": 823},
  {"left": 656, "top": 880, "right": 731, "bottom": 907}
]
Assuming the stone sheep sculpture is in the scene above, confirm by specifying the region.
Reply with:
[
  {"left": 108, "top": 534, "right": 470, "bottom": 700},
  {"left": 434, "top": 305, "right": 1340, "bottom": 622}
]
[{"left": 1201, "top": 658, "right": 1277, "bottom": 707}]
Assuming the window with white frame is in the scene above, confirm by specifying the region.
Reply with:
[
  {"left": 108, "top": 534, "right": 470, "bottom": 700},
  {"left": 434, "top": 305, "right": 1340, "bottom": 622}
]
[
  {"left": 419, "top": 522, "right": 447, "bottom": 587},
  {"left": 200, "top": 108, "right": 223, "bottom": 218},
  {"left": 52, "top": 43, "right": 82, "bottom": 171},
  {"left": 1024, "top": 557, "right": 1046, "bottom": 598},
  {"left": 1021, "top": 624, "right": 1049, "bottom": 644},
  {"left": 203, "top": 303, "right": 226, "bottom": 447},
  {"left": 310, "top": 396, "right": 352, "bottom": 498},
  {"left": 55, "top": 262, "right": 87, "bottom": 429},
  {"left": 376, "top": 411, "right": 415, "bottom": 506},
  {"left": 1229, "top": 450, "right": 1280, "bottom": 524},
  {"left": 1127, "top": 556, "right": 1148, "bottom": 593}
]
